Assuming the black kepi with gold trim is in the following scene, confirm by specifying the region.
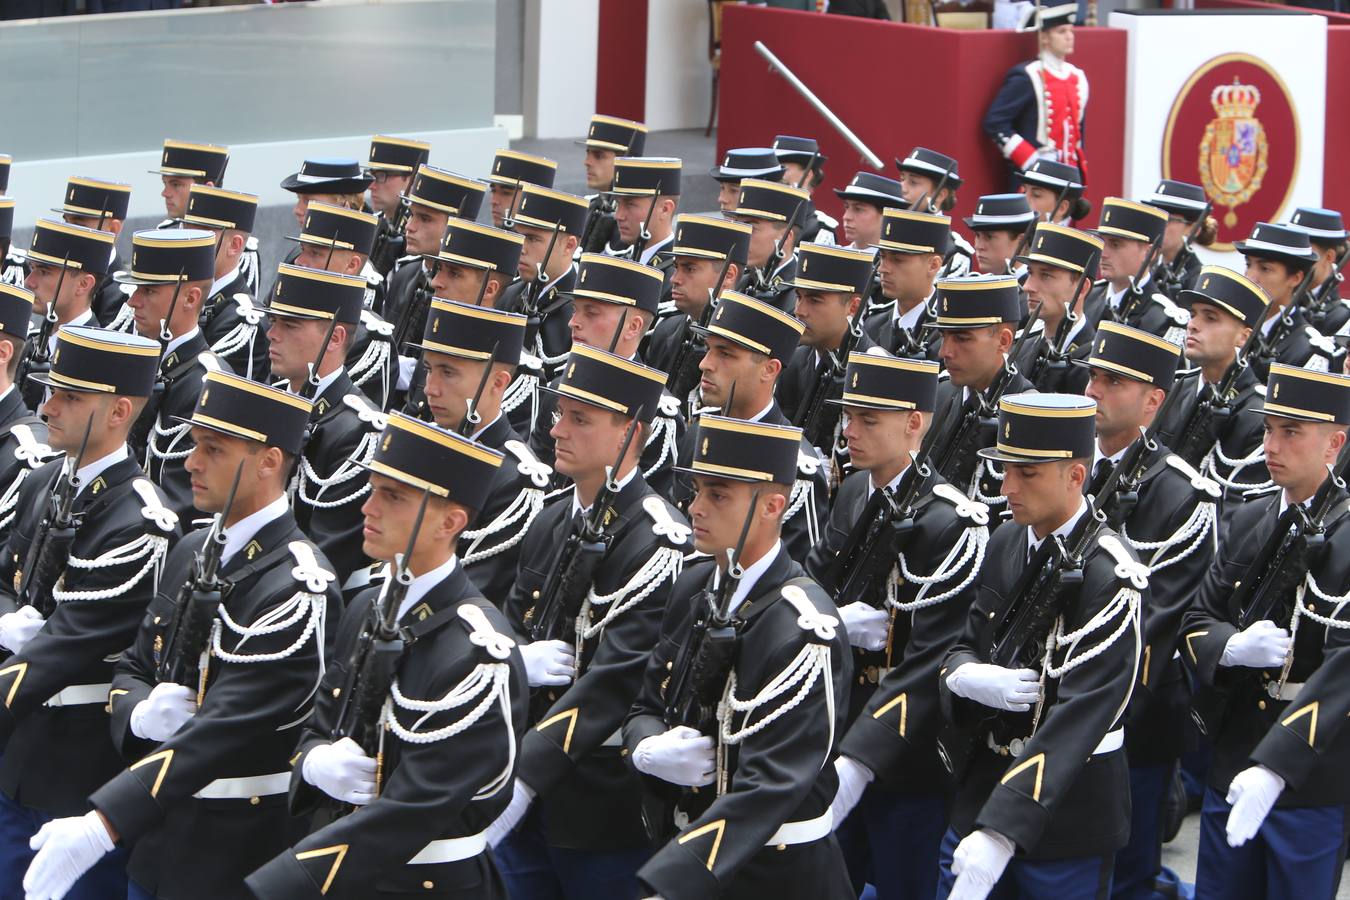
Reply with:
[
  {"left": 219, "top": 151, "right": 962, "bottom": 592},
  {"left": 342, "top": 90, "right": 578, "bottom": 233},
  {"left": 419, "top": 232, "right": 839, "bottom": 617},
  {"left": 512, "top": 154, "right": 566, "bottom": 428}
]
[
  {"left": 672, "top": 214, "right": 751, "bottom": 266},
  {"left": 829, "top": 351, "right": 939, "bottom": 412},
  {"left": 429, "top": 218, "right": 524, "bottom": 275},
  {"left": 412, "top": 298, "right": 525, "bottom": 367},
  {"left": 180, "top": 370, "right": 313, "bottom": 455},
  {"left": 259, "top": 265, "right": 367, "bottom": 322},
  {"left": 542, "top": 344, "right": 665, "bottom": 423},
  {"left": 180, "top": 185, "right": 258, "bottom": 234},
  {"left": 875, "top": 209, "right": 950, "bottom": 255},
  {"left": 150, "top": 140, "right": 230, "bottom": 184},
  {"left": 692, "top": 290, "right": 803, "bottom": 362},
  {"left": 287, "top": 202, "right": 379, "bottom": 258},
  {"left": 363, "top": 412, "right": 504, "bottom": 511},
  {"left": 978, "top": 393, "right": 1097, "bottom": 463},
  {"left": 733, "top": 179, "right": 810, "bottom": 223},
  {"left": 927, "top": 274, "right": 1023, "bottom": 330},
  {"left": 606, "top": 157, "right": 682, "bottom": 197},
  {"left": 1016, "top": 222, "right": 1102, "bottom": 274},
  {"left": 488, "top": 149, "right": 557, "bottom": 189},
  {"left": 566, "top": 253, "right": 664, "bottom": 317},
  {"left": 785, "top": 244, "right": 874, "bottom": 294},
  {"left": 678, "top": 414, "right": 803, "bottom": 484},
  {"left": 1075, "top": 321, "right": 1182, "bottom": 390},
  {"left": 0, "top": 155, "right": 10, "bottom": 194},
  {"left": 0, "top": 198, "right": 12, "bottom": 246},
  {"left": 366, "top": 136, "right": 432, "bottom": 174},
  {"left": 405, "top": 165, "right": 488, "bottom": 219},
  {"left": 27, "top": 220, "right": 117, "bottom": 275},
  {"left": 53, "top": 176, "right": 131, "bottom": 221},
  {"left": 113, "top": 229, "right": 217, "bottom": 286},
  {"left": 31, "top": 325, "right": 159, "bottom": 396},
  {"left": 1255, "top": 364, "right": 1350, "bottom": 424},
  {"left": 513, "top": 184, "right": 590, "bottom": 236},
  {"left": 1177, "top": 265, "right": 1270, "bottom": 328},
  {"left": 1096, "top": 198, "right": 1167, "bottom": 245},
  {"left": 0, "top": 284, "right": 34, "bottom": 339},
  {"left": 579, "top": 115, "right": 648, "bottom": 154}
]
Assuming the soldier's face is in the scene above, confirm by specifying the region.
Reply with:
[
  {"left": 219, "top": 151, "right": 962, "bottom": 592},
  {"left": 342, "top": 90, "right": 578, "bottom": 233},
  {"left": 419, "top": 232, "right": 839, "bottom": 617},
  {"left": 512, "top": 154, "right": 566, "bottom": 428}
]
[
  {"left": 369, "top": 172, "right": 412, "bottom": 218},
  {"left": 717, "top": 182, "right": 742, "bottom": 214},
  {"left": 295, "top": 242, "right": 360, "bottom": 276},
  {"left": 898, "top": 172, "right": 946, "bottom": 212},
  {"left": 1243, "top": 257, "right": 1304, "bottom": 306},
  {"left": 266, "top": 315, "right": 327, "bottom": 381},
  {"left": 743, "top": 218, "right": 785, "bottom": 269},
  {"left": 698, "top": 335, "right": 771, "bottom": 411},
  {"left": 973, "top": 230, "right": 1020, "bottom": 275},
  {"left": 793, "top": 289, "right": 854, "bottom": 348},
  {"left": 841, "top": 405, "right": 922, "bottom": 472},
  {"left": 1042, "top": 23, "right": 1074, "bottom": 57},
  {"left": 615, "top": 196, "right": 656, "bottom": 246},
  {"left": 671, "top": 256, "right": 720, "bottom": 316},
  {"left": 568, "top": 297, "right": 626, "bottom": 349},
  {"left": 1023, "top": 262, "right": 1075, "bottom": 323},
  {"left": 490, "top": 184, "right": 518, "bottom": 228},
  {"left": 688, "top": 475, "right": 751, "bottom": 555},
  {"left": 781, "top": 162, "right": 810, "bottom": 190},
  {"left": 1084, "top": 370, "right": 1161, "bottom": 442},
  {"left": 1002, "top": 460, "right": 1083, "bottom": 530},
  {"left": 185, "top": 426, "right": 253, "bottom": 514},
  {"left": 161, "top": 176, "right": 193, "bottom": 219},
  {"left": 1021, "top": 185, "right": 1065, "bottom": 223},
  {"left": 430, "top": 263, "right": 491, "bottom": 306},
  {"left": 516, "top": 225, "right": 573, "bottom": 281},
  {"left": 1099, "top": 236, "right": 1148, "bottom": 285},
  {"left": 1262, "top": 416, "right": 1344, "bottom": 491},
  {"left": 550, "top": 396, "right": 625, "bottom": 480},
  {"left": 40, "top": 389, "right": 111, "bottom": 453},
  {"left": 361, "top": 474, "right": 451, "bottom": 563},
  {"left": 938, "top": 325, "right": 1008, "bottom": 388},
  {"left": 1183, "top": 302, "right": 1246, "bottom": 368},
  {"left": 584, "top": 149, "right": 617, "bottom": 192},
  {"left": 127, "top": 282, "right": 198, "bottom": 340},
  {"left": 841, "top": 200, "right": 882, "bottom": 249},
  {"left": 24, "top": 263, "right": 81, "bottom": 315},
  {"left": 422, "top": 353, "right": 491, "bottom": 430},
  {"left": 1161, "top": 216, "right": 1189, "bottom": 259},
  {"left": 403, "top": 205, "right": 449, "bottom": 257},
  {"left": 877, "top": 250, "right": 938, "bottom": 303}
]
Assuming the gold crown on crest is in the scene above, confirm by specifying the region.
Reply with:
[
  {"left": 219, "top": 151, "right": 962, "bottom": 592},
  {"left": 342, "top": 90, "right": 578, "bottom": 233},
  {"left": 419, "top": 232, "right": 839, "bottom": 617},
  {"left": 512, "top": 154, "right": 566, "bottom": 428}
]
[{"left": 1211, "top": 78, "right": 1261, "bottom": 118}]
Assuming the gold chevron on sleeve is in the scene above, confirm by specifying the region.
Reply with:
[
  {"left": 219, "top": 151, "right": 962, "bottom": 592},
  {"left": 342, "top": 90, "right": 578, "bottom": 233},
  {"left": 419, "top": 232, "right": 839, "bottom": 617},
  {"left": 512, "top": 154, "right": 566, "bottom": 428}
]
[
  {"left": 535, "top": 707, "right": 580, "bottom": 755},
  {"left": 0, "top": 662, "right": 26, "bottom": 708},
  {"left": 295, "top": 844, "right": 349, "bottom": 895},
  {"left": 129, "top": 749, "right": 175, "bottom": 798},
  {"left": 1184, "top": 631, "right": 1208, "bottom": 664},
  {"left": 1281, "top": 701, "right": 1319, "bottom": 747},
  {"left": 871, "top": 693, "right": 908, "bottom": 738},
  {"left": 1000, "top": 752, "right": 1046, "bottom": 803},
  {"left": 677, "top": 818, "right": 727, "bottom": 871}
]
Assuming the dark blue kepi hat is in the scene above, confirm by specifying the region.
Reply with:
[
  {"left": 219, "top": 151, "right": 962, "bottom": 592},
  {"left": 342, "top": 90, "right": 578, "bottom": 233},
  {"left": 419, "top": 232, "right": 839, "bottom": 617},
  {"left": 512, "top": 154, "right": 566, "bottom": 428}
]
[
  {"left": 677, "top": 414, "right": 803, "bottom": 484},
  {"left": 31, "top": 326, "right": 160, "bottom": 396},
  {"left": 361, "top": 412, "right": 504, "bottom": 512},
  {"left": 180, "top": 370, "right": 313, "bottom": 455},
  {"left": 978, "top": 393, "right": 1097, "bottom": 463}
]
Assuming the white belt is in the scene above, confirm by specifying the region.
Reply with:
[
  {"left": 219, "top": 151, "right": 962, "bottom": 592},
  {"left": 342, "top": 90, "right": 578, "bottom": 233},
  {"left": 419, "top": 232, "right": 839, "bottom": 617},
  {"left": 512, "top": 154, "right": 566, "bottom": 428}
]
[
  {"left": 408, "top": 831, "right": 488, "bottom": 865},
  {"left": 989, "top": 727, "right": 1122, "bottom": 759},
  {"left": 1093, "top": 728, "right": 1124, "bottom": 755},
  {"left": 44, "top": 683, "right": 111, "bottom": 708},
  {"left": 193, "top": 772, "right": 290, "bottom": 801},
  {"left": 1267, "top": 681, "right": 1303, "bottom": 701},
  {"left": 765, "top": 808, "right": 833, "bottom": 847},
  {"left": 601, "top": 729, "right": 623, "bottom": 748}
]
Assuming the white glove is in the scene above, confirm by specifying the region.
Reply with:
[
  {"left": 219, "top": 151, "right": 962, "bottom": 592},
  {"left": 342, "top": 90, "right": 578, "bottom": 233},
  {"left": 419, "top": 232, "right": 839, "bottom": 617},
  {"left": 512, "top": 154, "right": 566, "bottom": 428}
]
[
  {"left": 0, "top": 606, "right": 45, "bottom": 654},
  {"left": 23, "top": 811, "right": 115, "bottom": 900},
  {"left": 396, "top": 354, "right": 417, "bottom": 392},
  {"left": 302, "top": 737, "right": 378, "bottom": 806},
  {"left": 1225, "top": 764, "right": 1285, "bottom": 847},
  {"left": 128, "top": 683, "right": 198, "bottom": 742},
  {"left": 946, "top": 663, "right": 1041, "bottom": 712},
  {"left": 830, "top": 756, "right": 874, "bottom": 827},
  {"left": 1220, "top": 621, "right": 1291, "bottom": 669},
  {"left": 838, "top": 602, "right": 889, "bottom": 652},
  {"left": 486, "top": 779, "right": 535, "bottom": 848},
  {"left": 949, "top": 827, "right": 1015, "bottom": 900},
  {"left": 520, "top": 639, "right": 576, "bottom": 687},
  {"left": 632, "top": 726, "right": 716, "bottom": 787}
]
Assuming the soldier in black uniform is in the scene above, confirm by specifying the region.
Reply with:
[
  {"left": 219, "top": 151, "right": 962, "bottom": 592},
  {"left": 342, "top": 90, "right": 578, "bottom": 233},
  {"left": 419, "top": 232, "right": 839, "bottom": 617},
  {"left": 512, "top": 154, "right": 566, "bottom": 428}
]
[
  {"left": 116, "top": 229, "right": 223, "bottom": 524},
  {"left": 499, "top": 183, "right": 589, "bottom": 426},
  {"left": 1181, "top": 364, "right": 1350, "bottom": 900},
  {"left": 711, "top": 147, "right": 784, "bottom": 215},
  {"left": 285, "top": 202, "right": 395, "bottom": 408},
  {"left": 1289, "top": 206, "right": 1350, "bottom": 334},
  {"left": 413, "top": 298, "right": 549, "bottom": 605},
  {"left": 491, "top": 346, "right": 690, "bottom": 898},
  {"left": 671, "top": 291, "right": 827, "bottom": 560},
  {"left": 643, "top": 214, "right": 750, "bottom": 392},
  {"left": 52, "top": 176, "right": 133, "bottom": 328},
  {"left": 1018, "top": 158, "right": 1090, "bottom": 226},
  {"left": 1076, "top": 324, "right": 1221, "bottom": 899},
  {"left": 1143, "top": 179, "right": 1215, "bottom": 299},
  {"left": 926, "top": 274, "right": 1034, "bottom": 517},
  {"left": 365, "top": 135, "right": 431, "bottom": 277},
  {"left": 486, "top": 148, "right": 557, "bottom": 229},
  {"left": 1157, "top": 266, "right": 1274, "bottom": 536},
  {"left": 809, "top": 352, "right": 991, "bottom": 900},
  {"left": 0, "top": 194, "right": 27, "bottom": 290},
  {"left": 247, "top": 413, "right": 528, "bottom": 899},
  {"left": 1018, "top": 222, "right": 1103, "bottom": 393},
  {"left": 624, "top": 412, "right": 853, "bottom": 900},
  {"left": 895, "top": 147, "right": 973, "bottom": 278},
  {"left": 731, "top": 178, "right": 812, "bottom": 314},
  {"left": 772, "top": 135, "right": 835, "bottom": 245},
  {"left": 936, "top": 393, "right": 1147, "bottom": 899},
  {"left": 1236, "top": 221, "right": 1340, "bottom": 378},
  {"left": 0, "top": 326, "right": 178, "bottom": 900},
  {"left": 966, "top": 193, "right": 1035, "bottom": 276},
  {"left": 0, "top": 285, "right": 58, "bottom": 546},
  {"left": 578, "top": 114, "right": 648, "bottom": 255},
  {"left": 865, "top": 208, "right": 950, "bottom": 360},
  {"left": 178, "top": 185, "right": 269, "bottom": 381},
  {"left": 1083, "top": 198, "right": 1190, "bottom": 344},
  {"left": 608, "top": 157, "right": 681, "bottom": 329},
  {"left": 20, "top": 371, "right": 337, "bottom": 900},
  {"left": 261, "top": 264, "right": 382, "bottom": 592},
  {"left": 19, "top": 220, "right": 117, "bottom": 410}
]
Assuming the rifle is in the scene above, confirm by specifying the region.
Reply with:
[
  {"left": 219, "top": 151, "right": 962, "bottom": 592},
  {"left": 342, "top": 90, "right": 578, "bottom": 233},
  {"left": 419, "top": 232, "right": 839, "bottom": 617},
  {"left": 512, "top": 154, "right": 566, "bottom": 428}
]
[
  {"left": 628, "top": 190, "right": 661, "bottom": 262},
  {"left": 530, "top": 408, "right": 644, "bottom": 642},
  {"left": 1168, "top": 318, "right": 1265, "bottom": 468},
  {"left": 1024, "top": 250, "right": 1099, "bottom": 387},
  {"left": 391, "top": 264, "right": 434, "bottom": 361},
  {"left": 19, "top": 415, "right": 94, "bottom": 618},
  {"left": 1111, "top": 234, "right": 1164, "bottom": 326},
  {"left": 794, "top": 262, "right": 876, "bottom": 450},
  {"left": 580, "top": 195, "right": 618, "bottom": 255},
  {"left": 752, "top": 197, "right": 807, "bottom": 292},
  {"left": 457, "top": 341, "right": 500, "bottom": 436},
  {"left": 1086, "top": 378, "right": 1188, "bottom": 531},
  {"left": 1005, "top": 182, "right": 1071, "bottom": 275},
  {"left": 666, "top": 256, "right": 734, "bottom": 402},
  {"left": 1159, "top": 202, "right": 1212, "bottom": 296},
  {"left": 16, "top": 252, "right": 69, "bottom": 392},
  {"left": 332, "top": 488, "right": 431, "bottom": 794},
  {"left": 1252, "top": 265, "right": 1320, "bottom": 375},
  {"left": 911, "top": 160, "right": 955, "bottom": 214},
  {"left": 370, "top": 197, "right": 412, "bottom": 277},
  {"left": 128, "top": 270, "right": 188, "bottom": 456},
  {"left": 520, "top": 222, "right": 564, "bottom": 352},
  {"left": 794, "top": 151, "right": 821, "bottom": 190},
  {"left": 156, "top": 460, "right": 245, "bottom": 698},
  {"left": 1307, "top": 244, "right": 1350, "bottom": 332}
]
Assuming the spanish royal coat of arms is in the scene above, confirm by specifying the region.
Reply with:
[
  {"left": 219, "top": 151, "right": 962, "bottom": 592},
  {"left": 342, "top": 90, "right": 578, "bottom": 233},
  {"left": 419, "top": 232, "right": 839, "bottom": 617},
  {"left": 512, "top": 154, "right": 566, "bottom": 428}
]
[{"left": 1198, "top": 78, "right": 1268, "bottom": 229}]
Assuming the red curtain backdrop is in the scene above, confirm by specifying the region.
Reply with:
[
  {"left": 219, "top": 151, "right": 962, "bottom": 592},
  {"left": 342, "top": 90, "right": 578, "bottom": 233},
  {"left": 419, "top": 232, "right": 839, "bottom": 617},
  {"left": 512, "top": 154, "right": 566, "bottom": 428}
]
[{"left": 596, "top": 0, "right": 650, "bottom": 122}]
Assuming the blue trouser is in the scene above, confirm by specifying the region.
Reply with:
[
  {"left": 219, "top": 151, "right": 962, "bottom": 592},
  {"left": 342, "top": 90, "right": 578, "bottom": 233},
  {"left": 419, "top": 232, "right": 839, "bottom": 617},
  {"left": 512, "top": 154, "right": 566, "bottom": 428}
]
[
  {"left": 1111, "top": 764, "right": 1171, "bottom": 900},
  {"left": 937, "top": 826, "right": 1113, "bottom": 900},
  {"left": 836, "top": 786, "right": 946, "bottom": 900},
  {"left": 128, "top": 881, "right": 155, "bottom": 900},
  {"left": 1195, "top": 786, "right": 1347, "bottom": 900},
  {"left": 0, "top": 789, "right": 129, "bottom": 900},
  {"left": 493, "top": 805, "right": 651, "bottom": 900}
]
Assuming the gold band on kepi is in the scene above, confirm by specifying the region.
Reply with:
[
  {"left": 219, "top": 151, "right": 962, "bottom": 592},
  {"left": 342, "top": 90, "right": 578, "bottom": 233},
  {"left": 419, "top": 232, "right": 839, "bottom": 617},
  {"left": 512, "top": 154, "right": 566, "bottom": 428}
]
[
  {"left": 928, "top": 274, "right": 1023, "bottom": 329},
  {"left": 978, "top": 393, "right": 1097, "bottom": 463},
  {"left": 0, "top": 284, "right": 34, "bottom": 338},
  {"left": 429, "top": 218, "right": 524, "bottom": 275},
  {"left": 875, "top": 208, "right": 950, "bottom": 255},
  {"left": 1016, "top": 223, "right": 1102, "bottom": 274},
  {"left": 513, "top": 184, "right": 590, "bottom": 235},
  {"left": 733, "top": 179, "right": 811, "bottom": 223},
  {"left": 606, "top": 157, "right": 682, "bottom": 197},
  {"left": 0, "top": 198, "right": 13, "bottom": 241},
  {"left": 567, "top": 253, "right": 665, "bottom": 316},
  {"left": 830, "top": 351, "right": 939, "bottom": 412},
  {"left": 1075, "top": 321, "right": 1182, "bottom": 390},
  {"left": 259, "top": 264, "right": 367, "bottom": 322},
  {"left": 54, "top": 176, "right": 131, "bottom": 221},
  {"left": 113, "top": 229, "right": 218, "bottom": 286},
  {"left": 288, "top": 202, "right": 379, "bottom": 257},
  {"left": 362, "top": 413, "right": 504, "bottom": 510},
  {"left": 678, "top": 414, "right": 803, "bottom": 484},
  {"left": 180, "top": 371, "right": 313, "bottom": 455},
  {"left": 1177, "top": 265, "right": 1270, "bottom": 328},
  {"left": 1255, "top": 364, "right": 1350, "bottom": 424},
  {"left": 542, "top": 344, "right": 665, "bottom": 422},
  {"left": 150, "top": 140, "right": 230, "bottom": 183},
  {"left": 27, "top": 220, "right": 117, "bottom": 274},
  {"left": 412, "top": 298, "right": 526, "bottom": 366},
  {"left": 692, "top": 291, "right": 804, "bottom": 362},
  {"left": 366, "top": 135, "right": 432, "bottom": 174},
  {"left": 785, "top": 244, "right": 874, "bottom": 294},
  {"left": 1096, "top": 198, "right": 1168, "bottom": 244},
  {"left": 180, "top": 185, "right": 258, "bottom": 233},
  {"left": 488, "top": 149, "right": 557, "bottom": 189},
  {"left": 673, "top": 214, "right": 752, "bottom": 265},
  {"left": 579, "top": 115, "right": 648, "bottom": 154},
  {"left": 405, "top": 165, "right": 488, "bottom": 219},
  {"left": 30, "top": 326, "right": 160, "bottom": 397}
]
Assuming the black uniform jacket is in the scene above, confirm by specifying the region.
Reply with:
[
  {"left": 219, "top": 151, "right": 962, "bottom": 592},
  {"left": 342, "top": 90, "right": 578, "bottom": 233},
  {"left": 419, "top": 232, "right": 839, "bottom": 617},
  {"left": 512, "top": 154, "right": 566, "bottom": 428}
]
[
  {"left": 139, "top": 332, "right": 225, "bottom": 525},
  {"left": 734, "top": 255, "right": 799, "bottom": 315},
  {"left": 0, "top": 388, "right": 57, "bottom": 548},
  {"left": 201, "top": 267, "right": 269, "bottom": 382},
  {"left": 925, "top": 372, "right": 1035, "bottom": 515},
  {"left": 1083, "top": 274, "right": 1190, "bottom": 345}
]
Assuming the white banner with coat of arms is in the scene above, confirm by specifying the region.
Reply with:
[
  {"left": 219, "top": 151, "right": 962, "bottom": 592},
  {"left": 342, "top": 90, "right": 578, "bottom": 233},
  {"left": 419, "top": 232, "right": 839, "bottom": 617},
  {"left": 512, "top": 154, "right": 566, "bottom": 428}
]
[{"left": 1112, "top": 10, "right": 1326, "bottom": 265}]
